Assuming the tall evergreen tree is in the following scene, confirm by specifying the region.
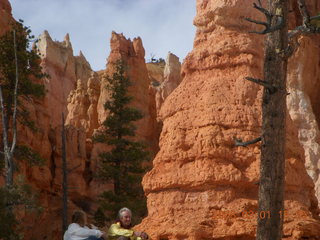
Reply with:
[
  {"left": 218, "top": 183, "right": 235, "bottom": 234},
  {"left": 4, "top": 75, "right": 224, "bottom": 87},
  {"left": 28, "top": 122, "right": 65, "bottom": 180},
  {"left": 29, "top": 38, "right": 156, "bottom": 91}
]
[
  {"left": 0, "top": 19, "right": 46, "bottom": 183},
  {"left": 0, "top": 20, "right": 46, "bottom": 239},
  {"left": 94, "top": 60, "right": 149, "bottom": 224}
]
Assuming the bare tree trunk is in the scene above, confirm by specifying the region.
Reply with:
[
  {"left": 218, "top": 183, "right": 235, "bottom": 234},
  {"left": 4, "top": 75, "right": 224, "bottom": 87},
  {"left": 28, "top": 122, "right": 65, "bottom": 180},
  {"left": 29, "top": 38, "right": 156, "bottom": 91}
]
[
  {"left": 256, "top": 1, "right": 288, "bottom": 239},
  {"left": 61, "top": 113, "right": 68, "bottom": 233},
  {"left": 0, "top": 85, "right": 13, "bottom": 187},
  {"left": 0, "top": 30, "right": 19, "bottom": 187}
]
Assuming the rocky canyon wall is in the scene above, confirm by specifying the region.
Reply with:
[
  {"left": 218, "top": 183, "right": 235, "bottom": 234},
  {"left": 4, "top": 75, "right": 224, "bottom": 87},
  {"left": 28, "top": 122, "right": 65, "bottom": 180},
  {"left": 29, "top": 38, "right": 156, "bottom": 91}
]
[
  {"left": 1, "top": 0, "right": 168, "bottom": 238},
  {"left": 138, "top": 0, "right": 320, "bottom": 239},
  {"left": 28, "top": 31, "right": 162, "bottom": 238},
  {"left": 2, "top": 0, "right": 320, "bottom": 239}
]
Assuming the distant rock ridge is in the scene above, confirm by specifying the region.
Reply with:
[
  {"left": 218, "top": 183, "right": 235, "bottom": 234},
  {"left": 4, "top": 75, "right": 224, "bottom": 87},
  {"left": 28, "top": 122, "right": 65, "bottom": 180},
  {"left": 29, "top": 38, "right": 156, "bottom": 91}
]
[{"left": 37, "top": 30, "right": 93, "bottom": 127}]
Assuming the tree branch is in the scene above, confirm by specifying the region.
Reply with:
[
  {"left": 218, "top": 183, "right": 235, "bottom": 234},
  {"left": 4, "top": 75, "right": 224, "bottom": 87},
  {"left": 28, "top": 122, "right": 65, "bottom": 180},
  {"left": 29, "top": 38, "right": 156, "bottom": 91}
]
[
  {"left": 245, "top": 77, "right": 278, "bottom": 93},
  {"left": 11, "top": 30, "right": 19, "bottom": 154},
  {"left": 286, "top": 0, "right": 320, "bottom": 57},
  {"left": 235, "top": 137, "right": 262, "bottom": 147},
  {"left": 245, "top": 2, "right": 284, "bottom": 34},
  {"left": 297, "top": 0, "right": 310, "bottom": 27}
]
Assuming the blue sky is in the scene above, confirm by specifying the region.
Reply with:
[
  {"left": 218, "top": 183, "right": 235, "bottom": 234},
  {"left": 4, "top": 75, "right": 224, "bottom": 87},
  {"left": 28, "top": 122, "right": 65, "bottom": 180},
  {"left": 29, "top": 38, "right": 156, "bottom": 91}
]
[{"left": 10, "top": 0, "right": 196, "bottom": 71}]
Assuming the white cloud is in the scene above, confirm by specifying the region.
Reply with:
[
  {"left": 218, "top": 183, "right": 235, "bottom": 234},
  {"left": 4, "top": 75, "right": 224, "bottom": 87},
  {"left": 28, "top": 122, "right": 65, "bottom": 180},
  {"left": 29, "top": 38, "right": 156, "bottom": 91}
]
[{"left": 10, "top": 0, "right": 196, "bottom": 71}]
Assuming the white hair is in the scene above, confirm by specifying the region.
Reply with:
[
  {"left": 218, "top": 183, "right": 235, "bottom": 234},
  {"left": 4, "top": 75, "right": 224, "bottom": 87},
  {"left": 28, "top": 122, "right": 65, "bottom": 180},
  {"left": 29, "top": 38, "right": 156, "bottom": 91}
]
[{"left": 118, "top": 207, "right": 132, "bottom": 219}]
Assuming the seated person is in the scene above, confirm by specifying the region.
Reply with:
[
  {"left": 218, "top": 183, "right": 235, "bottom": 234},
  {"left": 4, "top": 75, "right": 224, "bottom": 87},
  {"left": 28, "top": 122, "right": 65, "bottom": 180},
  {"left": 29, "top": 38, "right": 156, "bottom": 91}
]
[
  {"left": 64, "top": 210, "right": 106, "bottom": 240},
  {"left": 108, "top": 207, "right": 149, "bottom": 240}
]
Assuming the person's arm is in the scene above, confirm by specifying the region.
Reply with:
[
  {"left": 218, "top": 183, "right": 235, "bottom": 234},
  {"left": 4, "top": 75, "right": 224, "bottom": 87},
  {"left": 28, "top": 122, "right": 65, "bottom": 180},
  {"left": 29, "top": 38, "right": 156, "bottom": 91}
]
[
  {"left": 69, "top": 223, "right": 103, "bottom": 238},
  {"left": 108, "top": 223, "right": 135, "bottom": 238}
]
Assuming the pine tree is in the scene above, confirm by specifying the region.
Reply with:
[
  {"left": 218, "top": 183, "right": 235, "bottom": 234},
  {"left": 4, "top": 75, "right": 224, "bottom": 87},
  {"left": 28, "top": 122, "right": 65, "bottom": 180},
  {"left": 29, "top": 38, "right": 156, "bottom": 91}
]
[
  {"left": 94, "top": 60, "right": 149, "bottom": 224},
  {"left": 0, "top": 19, "right": 46, "bottom": 183},
  {"left": 0, "top": 20, "right": 46, "bottom": 239}
]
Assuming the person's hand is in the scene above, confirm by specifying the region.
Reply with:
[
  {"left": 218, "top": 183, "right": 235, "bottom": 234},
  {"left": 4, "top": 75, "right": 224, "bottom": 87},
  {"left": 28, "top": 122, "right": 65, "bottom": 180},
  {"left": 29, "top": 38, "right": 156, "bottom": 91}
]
[
  {"left": 141, "top": 232, "right": 149, "bottom": 240},
  {"left": 101, "top": 232, "right": 107, "bottom": 239},
  {"left": 134, "top": 231, "right": 142, "bottom": 238}
]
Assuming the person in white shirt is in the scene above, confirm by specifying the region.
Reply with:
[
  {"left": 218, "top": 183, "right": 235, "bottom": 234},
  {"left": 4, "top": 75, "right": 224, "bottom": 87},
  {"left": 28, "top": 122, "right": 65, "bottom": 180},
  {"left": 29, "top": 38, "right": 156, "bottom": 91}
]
[{"left": 64, "top": 210, "right": 106, "bottom": 240}]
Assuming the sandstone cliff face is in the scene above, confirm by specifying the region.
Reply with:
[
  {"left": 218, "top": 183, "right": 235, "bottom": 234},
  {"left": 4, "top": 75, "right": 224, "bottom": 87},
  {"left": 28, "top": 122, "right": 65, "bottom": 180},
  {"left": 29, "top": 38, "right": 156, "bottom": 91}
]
[
  {"left": 139, "top": 0, "right": 320, "bottom": 239},
  {"left": 37, "top": 31, "right": 91, "bottom": 127},
  {"left": 66, "top": 71, "right": 100, "bottom": 137},
  {"left": 21, "top": 31, "right": 97, "bottom": 239}
]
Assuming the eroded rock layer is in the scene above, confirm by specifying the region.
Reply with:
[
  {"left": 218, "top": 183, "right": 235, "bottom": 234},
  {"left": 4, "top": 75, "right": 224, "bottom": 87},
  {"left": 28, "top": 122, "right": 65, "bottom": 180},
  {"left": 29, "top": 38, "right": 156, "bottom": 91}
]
[{"left": 139, "top": 0, "right": 320, "bottom": 239}]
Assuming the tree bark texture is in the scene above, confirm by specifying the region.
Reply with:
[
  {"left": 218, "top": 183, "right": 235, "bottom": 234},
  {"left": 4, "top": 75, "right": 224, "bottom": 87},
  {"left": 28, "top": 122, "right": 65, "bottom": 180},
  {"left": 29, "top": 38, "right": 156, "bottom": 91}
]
[{"left": 256, "top": 1, "right": 288, "bottom": 240}]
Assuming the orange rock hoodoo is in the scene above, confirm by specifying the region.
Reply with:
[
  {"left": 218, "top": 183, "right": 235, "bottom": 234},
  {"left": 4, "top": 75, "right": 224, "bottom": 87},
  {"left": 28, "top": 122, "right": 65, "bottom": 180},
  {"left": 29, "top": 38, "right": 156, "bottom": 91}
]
[{"left": 138, "top": 0, "right": 320, "bottom": 239}]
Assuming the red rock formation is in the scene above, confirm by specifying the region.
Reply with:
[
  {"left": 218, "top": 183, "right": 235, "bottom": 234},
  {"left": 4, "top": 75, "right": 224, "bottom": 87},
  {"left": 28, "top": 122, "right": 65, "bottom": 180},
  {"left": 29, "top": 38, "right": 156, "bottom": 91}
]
[
  {"left": 154, "top": 52, "right": 182, "bottom": 117},
  {"left": 0, "top": 17, "right": 100, "bottom": 237},
  {"left": 138, "top": 0, "right": 320, "bottom": 239},
  {"left": 96, "top": 31, "right": 158, "bottom": 151},
  {"left": 66, "top": 71, "right": 100, "bottom": 137},
  {"left": 26, "top": 31, "right": 160, "bottom": 238},
  {"left": 2, "top": 0, "right": 320, "bottom": 239},
  {"left": 0, "top": 1, "right": 160, "bottom": 239}
]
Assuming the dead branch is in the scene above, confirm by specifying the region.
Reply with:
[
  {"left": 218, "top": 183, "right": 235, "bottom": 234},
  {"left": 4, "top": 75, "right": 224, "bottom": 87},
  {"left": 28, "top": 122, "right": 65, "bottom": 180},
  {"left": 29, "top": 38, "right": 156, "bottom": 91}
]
[
  {"left": 297, "top": 0, "right": 310, "bottom": 27},
  {"left": 245, "top": 77, "right": 278, "bottom": 93},
  {"left": 245, "top": 2, "right": 284, "bottom": 34},
  {"left": 286, "top": 1, "right": 320, "bottom": 56},
  {"left": 234, "top": 137, "right": 262, "bottom": 147}
]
